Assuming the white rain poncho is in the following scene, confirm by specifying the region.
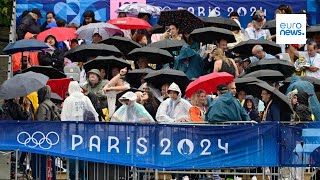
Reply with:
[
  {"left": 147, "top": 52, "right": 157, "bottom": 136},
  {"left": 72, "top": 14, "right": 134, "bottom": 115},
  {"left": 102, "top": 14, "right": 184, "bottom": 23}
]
[
  {"left": 61, "top": 81, "right": 99, "bottom": 121},
  {"left": 111, "top": 91, "right": 154, "bottom": 122},
  {"left": 156, "top": 83, "right": 192, "bottom": 122}
]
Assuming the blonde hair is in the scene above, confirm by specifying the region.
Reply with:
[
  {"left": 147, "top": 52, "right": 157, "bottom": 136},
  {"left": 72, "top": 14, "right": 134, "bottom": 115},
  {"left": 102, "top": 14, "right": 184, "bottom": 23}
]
[
  {"left": 190, "top": 89, "right": 206, "bottom": 107},
  {"left": 212, "top": 48, "right": 232, "bottom": 66}
]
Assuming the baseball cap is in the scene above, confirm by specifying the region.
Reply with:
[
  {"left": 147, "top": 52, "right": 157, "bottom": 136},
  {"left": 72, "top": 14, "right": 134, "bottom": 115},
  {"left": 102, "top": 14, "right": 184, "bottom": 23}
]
[
  {"left": 298, "top": 9, "right": 307, "bottom": 14},
  {"left": 31, "top": 8, "right": 43, "bottom": 18},
  {"left": 252, "top": 14, "right": 263, "bottom": 22},
  {"left": 217, "top": 84, "right": 228, "bottom": 94}
]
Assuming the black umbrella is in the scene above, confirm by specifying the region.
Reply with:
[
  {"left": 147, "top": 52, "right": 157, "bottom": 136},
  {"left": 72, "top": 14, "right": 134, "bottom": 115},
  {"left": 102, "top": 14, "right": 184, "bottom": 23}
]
[
  {"left": 262, "top": 19, "right": 276, "bottom": 35},
  {"left": 100, "top": 36, "right": 142, "bottom": 56},
  {"left": 22, "top": 66, "right": 66, "bottom": 79},
  {"left": 307, "top": 25, "right": 320, "bottom": 38},
  {"left": 280, "top": 76, "right": 320, "bottom": 93},
  {"left": 147, "top": 39, "right": 188, "bottom": 52},
  {"left": 234, "top": 77, "right": 264, "bottom": 92},
  {"left": 127, "top": 47, "right": 173, "bottom": 64},
  {"left": 190, "top": 27, "right": 236, "bottom": 44},
  {"left": 51, "top": 92, "right": 63, "bottom": 101},
  {"left": 247, "top": 81, "right": 293, "bottom": 113},
  {"left": 126, "top": 69, "right": 155, "bottom": 88},
  {"left": 232, "top": 39, "right": 282, "bottom": 55},
  {"left": 201, "top": 16, "right": 241, "bottom": 31},
  {"left": 144, "top": 69, "right": 190, "bottom": 92},
  {"left": 0, "top": 72, "right": 49, "bottom": 100},
  {"left": 83, "top": 56, "right": 131, "bottom": 76},
  {"left": 157, "top": 9, "right": 205, "bottom": 34},
  {"left": 246, "top": 59, "right": 295, "bottom": 77},
  {"left": 64, "top": 44, "right": 123, "bottom": 62},
  {"left": 242, "top": 70, "right": 285, "bottom": 82},
  {"left": 150, "top": 24, "right": 165, "bottom": 34}
]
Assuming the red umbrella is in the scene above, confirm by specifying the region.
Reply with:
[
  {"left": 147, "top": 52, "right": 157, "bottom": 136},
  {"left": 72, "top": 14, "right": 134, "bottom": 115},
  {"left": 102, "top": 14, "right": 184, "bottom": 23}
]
[
  {"left": 47, "top": 78, "right": 72, "bottom": 99},
  {"left": 37, "top": 27, "right": 77, "bottom": 42},
  {"left": 185, "top": 72, "right": 234, "bottom": 98},
  {"left": 107, "top": 17, "right": 152, "bottom": 30}
]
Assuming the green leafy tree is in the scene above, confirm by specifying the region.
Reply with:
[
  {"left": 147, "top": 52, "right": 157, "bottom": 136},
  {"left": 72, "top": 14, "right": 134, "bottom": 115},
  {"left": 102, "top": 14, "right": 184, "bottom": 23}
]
[{"left": 0, "top": 0, "right": 13, "bottom": 27}]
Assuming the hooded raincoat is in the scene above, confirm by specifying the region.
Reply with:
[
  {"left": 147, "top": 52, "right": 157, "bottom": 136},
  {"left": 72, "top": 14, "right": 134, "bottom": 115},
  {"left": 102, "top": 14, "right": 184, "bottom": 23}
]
[
  {"left": 36, "top": 85, "right": 60, "bottom": 121},
  {"left": 243, "top": 95, "right": 261, "bottom": 122},
  {"left": 205, "top": 92, "right": 250, "bottom": 122},
  {"left": 111, "top": 92, "right": 154, "bottom": 122},
  {"left": 286, "top": 76, "right": 320, "bottom": 121},
  {"left": 174, "top": 45, "right": 205, "bottom": 80},
  {"left": 296, "top": 91, "right": 313, "bottom": 121},
  {"left": 61, "top": 81, "right": 99, "bottom": 122},
  {"left": 23, "top": 92, "right": 39, "bottom": 120},
  {"left": 156, "top": 83, "right": 192, "bottom": 122}
]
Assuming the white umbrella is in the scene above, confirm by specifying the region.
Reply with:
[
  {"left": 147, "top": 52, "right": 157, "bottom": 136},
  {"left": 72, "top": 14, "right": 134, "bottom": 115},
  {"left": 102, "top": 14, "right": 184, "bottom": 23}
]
[
  {"left": 116, "top": 3, "right": 161, "bottom": 16},
  {"left": 75, "top": 22, "right": 122, "bottom": 40}
]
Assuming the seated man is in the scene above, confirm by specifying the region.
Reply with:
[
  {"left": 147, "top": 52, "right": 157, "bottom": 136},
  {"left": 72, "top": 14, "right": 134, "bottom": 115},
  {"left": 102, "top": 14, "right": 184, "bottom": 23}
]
[
  {"left": 156, "top": 82, "right": 192, "bottom": 122},
  {"left": 261, "top": 88, "right": 281, "bottom": 121},
  {"left": 250, "top": 45, "right": 276, "bottom": 63},
  {"left": 205, "top": 84, "right": 250, "bottom": 122}
]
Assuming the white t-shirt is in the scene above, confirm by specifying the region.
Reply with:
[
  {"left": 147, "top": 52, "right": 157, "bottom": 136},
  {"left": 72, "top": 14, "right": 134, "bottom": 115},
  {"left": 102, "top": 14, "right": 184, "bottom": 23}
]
[{"left": 298, "top": 52, "right": 320, "bottom": 79}]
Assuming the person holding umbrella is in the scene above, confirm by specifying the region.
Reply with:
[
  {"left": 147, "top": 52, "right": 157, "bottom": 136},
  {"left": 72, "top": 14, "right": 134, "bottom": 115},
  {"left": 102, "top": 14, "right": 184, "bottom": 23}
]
[
  {"left": 162, "top": 23, "right": 182, "bottom": 41},
  {"left": 92, "top": 32, "right": 103, "bottom": 44},
  {"left": 83, "top": 69, "right": 108, "bottom": 106},
  {"left": 156, "top": 82, "right": 192, "bottom": 122},
  {"left": 250, "top": 45, "right": 276, "bottom": 63},
  {"left": 174, "top": 45, "right": 205, "bottom": 79},
  {"left": 38, "top": 35, "right": 64, "bottom": 72},
  {"left": 245, "top": 14, "right": 271, "bottom": 40},
  {"left": 189, "top": 89, "right": 208, "bottom": 122}
]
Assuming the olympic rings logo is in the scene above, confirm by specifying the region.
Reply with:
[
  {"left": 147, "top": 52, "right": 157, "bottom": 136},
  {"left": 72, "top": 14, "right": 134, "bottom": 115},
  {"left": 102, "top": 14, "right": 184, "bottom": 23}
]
[{"left": 17, "top": 131, "right": 60, "bottom": 150}]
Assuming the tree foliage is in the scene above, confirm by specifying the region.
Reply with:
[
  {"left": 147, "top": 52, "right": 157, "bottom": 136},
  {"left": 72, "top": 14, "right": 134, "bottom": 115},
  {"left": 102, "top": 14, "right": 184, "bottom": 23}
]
[{"left": 0, "top": 0, "right": 13, "bottom": 27}]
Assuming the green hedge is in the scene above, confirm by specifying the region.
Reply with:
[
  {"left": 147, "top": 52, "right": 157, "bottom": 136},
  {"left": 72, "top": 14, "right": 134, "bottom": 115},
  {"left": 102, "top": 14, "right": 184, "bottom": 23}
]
[{"left": 0, "top": 0, "right": 13, "bottom": 27}]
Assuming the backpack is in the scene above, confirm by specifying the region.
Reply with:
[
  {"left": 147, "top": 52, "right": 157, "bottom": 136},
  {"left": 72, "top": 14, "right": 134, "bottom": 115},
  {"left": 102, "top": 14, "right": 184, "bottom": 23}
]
[
  {"left": 0, "top": 105, "right": 14, "bottom": 120},
  {"left": 83, "top": 110, "right": 95, "bottom": 122},
  {"left": 42, "top": 100, "right": 61, "bottom": 121}
]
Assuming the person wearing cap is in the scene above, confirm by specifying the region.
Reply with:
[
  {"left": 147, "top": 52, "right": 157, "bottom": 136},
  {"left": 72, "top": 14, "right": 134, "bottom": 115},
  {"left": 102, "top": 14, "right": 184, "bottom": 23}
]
[
  {"left": 205, "top": 84, "right": 250, "bottom": 122},
  {"left": 250, "top": 45, "right": 276, "bottom": 63},
  {"left": 156, "top": 82, "right": 192, "bottom": 122},
  {"left": 83, "top": 69, "right": 108, "bottom": 107},
  {"left": 111, "top": 91, "right": 154, "bottom": 122},
  {"left": 17, "top": 8, "right": 42, "bottom": 40},
  {"left": 245, "top": 13, "right": 271, "bottom": 40}
]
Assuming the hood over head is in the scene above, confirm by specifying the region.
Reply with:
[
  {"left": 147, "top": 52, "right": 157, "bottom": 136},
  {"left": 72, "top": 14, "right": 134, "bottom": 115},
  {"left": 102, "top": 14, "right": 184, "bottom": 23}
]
[
  {"left": 219, "top": 91, "right": 235, "bottom": 105},
  {"left": 25, "top": 92, "right": 39, "bottom": 111},
  {"left": 38, "top": 85, "right": 52, "bottom": 103},
  {"left": 175, "top": 45, "right": 197, "bottom": 62},
  {"left": 68, "top": 81, "right": 83, "bottom": 95},
  {"left": 167, "top": 82, "right": 181, "bottom": 96},
  {"left": 119, "top": 91, "right": 137, "bottom": 106},
  {"left": 297, "top": 91, "right": 311, "bottom": 106}
]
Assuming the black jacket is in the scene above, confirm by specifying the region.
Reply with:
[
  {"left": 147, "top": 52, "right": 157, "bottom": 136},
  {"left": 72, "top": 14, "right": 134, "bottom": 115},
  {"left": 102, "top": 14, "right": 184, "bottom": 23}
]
[
  {"left": 38, "top": 49, "right": 64, "bottom": 72},
  {"left": 296, "top": 91, "right": 312, "bottom": 121},
  {"left": 3, "top": 101, "right": 31, "bottom": 120},
  {"left": 17, "top": 14, "right": 41, "bottom": 40}
]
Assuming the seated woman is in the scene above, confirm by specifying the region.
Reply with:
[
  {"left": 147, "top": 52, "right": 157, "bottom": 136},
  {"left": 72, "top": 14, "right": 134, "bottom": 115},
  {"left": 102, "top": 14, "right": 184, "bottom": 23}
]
[
  {"left": 141, "top": 91, "right": 160, "bottom": 119},
  {"left": 243, "top": 95, "right": 261, "bottom": 122},
  {"left": 156, "top": 82, "right": 192, "bottom": 122},
  {"left": 211, "top": 48, "right": 239, "bottom": 78},
  {"left": 189, "top": 89, "right": 208, "bottom": 122},
  {"left": 111, "top": 91, "right": 154, "bottom": 122}
]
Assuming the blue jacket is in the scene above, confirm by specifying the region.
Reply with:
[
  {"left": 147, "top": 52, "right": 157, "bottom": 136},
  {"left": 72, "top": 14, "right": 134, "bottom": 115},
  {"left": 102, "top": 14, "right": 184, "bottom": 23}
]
[
  {"left": 286, "top": 76, "right": 320, "bottom": 121},
  {"left": 263, "top": 100, "right": 281, "bottom": 121},
  {"left": 205, "top": 92, "right": 250, "bottom": 122},
  {"left": 174, "top": 45, "right": 205, "bottom": 80}
]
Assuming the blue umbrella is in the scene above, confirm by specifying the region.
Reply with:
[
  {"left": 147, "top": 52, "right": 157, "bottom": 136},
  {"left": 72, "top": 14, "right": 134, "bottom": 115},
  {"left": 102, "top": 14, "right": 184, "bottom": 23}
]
[
  {"left": 2, "top": 39, "right": 50, "bottom": 55},
  {"left": 45, "top": 22, "right": 57, "bottom": 29}
]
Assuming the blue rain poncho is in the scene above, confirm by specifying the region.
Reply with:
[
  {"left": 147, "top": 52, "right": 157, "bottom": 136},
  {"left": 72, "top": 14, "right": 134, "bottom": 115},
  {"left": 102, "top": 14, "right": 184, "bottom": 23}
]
[{"left": 111, "top": 91, "right": 154, "bottom": 122}]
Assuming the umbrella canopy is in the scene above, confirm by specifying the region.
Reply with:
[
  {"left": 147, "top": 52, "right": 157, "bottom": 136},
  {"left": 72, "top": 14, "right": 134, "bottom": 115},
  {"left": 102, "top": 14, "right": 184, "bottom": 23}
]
[
  {"left": 262, "top": 20, "right": 276, "bottom": 35},
  {"left": 0, "top": 72, "right": 49, "bottom": 100},
  {"left": 64, "top": 44, "right": 123, "bottom": 62},
  {"left": 245, "top": 59, "right": 295, "bottom": 77},
  {"left": 280, "top": 76, "right": 320, "bottom": 93},
  {"left": 83, "top": 56, "right": 130, "bottom": 74},
  {"left": 127, "top": 47, "right": 173, "bottom": 64},
  {"left": 150, "top": 24, "right": 165, "bottom": 34},
  {"left": 75, "top": 22, "right": 122, "bottom": 40},
  {"left": 51, "top": 92, "right": 63, "bottom": 101},
  {"left": 157, "top": 10, "right": 205, "bottom": 34},
  {"left": 232, "top": 39, "right": 282, "bottom": 56},
  {"left": 144, "top": 69, "right": 190, "bottom": 91},
  {"left": 2, "top": 39, "right": 50, "bottom": 54},
  {"left": 246, "top": 81, "right": 293, "bottom": 113},
  {"left": 116, "top": 3, "right": 161, "bottom": 16},
  {"left": 306, "top": 25, "right": 320, "bottom": 38},
  {"left": 37, "top": 27, "right": 77, "bottom": 42},
  {"left": 147, "top": 39, "right": 188, "bottom": 52},
  {"left": 241, "top": 70, "right": 285, "bottom": 82},
  {"left": 126, "top": 68, "right": 155, "bottom": 88},
  {"left": 190, "top": 27, "right": 236, "bottom": 44},
  {"left": 100, "top": 36, "right": 141, "bottom": 55},
  {"left": 47, "top": 78, "right": 72, "bottom": 100},
  {"left": 234, "top": 77, "right": 264, "bottom": 91},
  {"left": 108, "top": 17, "right": 152, "bottom": 30},
  {"left": 22, "top": 66, "right": 67, "bottom": 79},
  {"left": 185, "top": 72, "right": 234, "bottom": 98},
  {"left": 201, "top": 16, "right": 241, "bottom": 31}
]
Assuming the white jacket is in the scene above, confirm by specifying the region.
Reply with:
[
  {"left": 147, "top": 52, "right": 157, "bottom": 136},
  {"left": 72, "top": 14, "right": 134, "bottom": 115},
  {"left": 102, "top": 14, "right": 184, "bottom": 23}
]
[
  {"left": 156, "top": 83, "right": 192, "bottom": 122},
  {"left": 61, "top": 81, "right": 99, "bottom": 122}
]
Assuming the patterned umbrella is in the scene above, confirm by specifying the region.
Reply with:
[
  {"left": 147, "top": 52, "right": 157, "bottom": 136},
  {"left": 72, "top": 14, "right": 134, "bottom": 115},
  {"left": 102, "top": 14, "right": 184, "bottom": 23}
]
[
  {"left": 116, "top": 3, "right": 161, "bottom": 16},
  {"left": 157, "top": 10, "right": 205, "bottom": 34}
]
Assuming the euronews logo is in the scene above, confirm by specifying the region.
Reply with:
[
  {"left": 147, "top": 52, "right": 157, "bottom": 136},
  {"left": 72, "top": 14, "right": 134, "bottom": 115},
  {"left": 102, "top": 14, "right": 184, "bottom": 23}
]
[{"left": 276, "top": 14, "right": 306, "bottom": 44}]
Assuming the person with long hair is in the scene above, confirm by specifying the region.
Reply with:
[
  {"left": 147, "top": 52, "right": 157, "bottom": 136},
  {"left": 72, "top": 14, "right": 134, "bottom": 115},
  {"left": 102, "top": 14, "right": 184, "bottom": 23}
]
[
  {"left": 141, "top": 91, "right": 159, "bottom": 119},
  {"left": 189, "top": 89, "right": 208, "bottom": 122},
  {"left": 211, "top": 48, "right": 239, "bottom": 77}
]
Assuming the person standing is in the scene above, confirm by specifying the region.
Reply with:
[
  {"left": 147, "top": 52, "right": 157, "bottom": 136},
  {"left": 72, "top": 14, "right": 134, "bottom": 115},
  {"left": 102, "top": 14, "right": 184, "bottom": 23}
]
[{"left": 17, "top": 8, "right": 42, "bottom": 40}]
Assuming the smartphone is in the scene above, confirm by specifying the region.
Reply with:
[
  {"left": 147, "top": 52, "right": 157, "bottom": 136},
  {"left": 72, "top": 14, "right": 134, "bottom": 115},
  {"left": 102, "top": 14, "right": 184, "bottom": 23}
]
[{"left": 165, "top": 26, "right": 170, "bottom": 32}]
